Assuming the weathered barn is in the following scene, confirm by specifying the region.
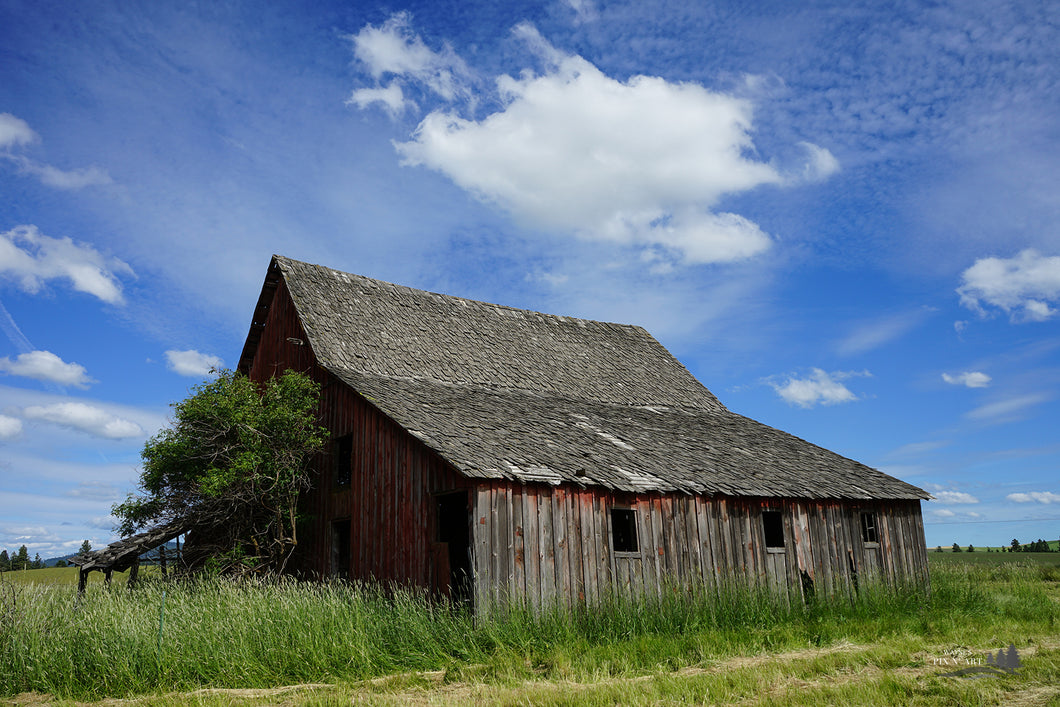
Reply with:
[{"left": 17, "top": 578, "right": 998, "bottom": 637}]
[{"left": 238, "top": 255, "right": 930, "bottom": 610}]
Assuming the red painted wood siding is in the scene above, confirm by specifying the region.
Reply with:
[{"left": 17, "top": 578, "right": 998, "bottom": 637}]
[{"left": 243, "top": 279, "right": 469, "bottom": 589}]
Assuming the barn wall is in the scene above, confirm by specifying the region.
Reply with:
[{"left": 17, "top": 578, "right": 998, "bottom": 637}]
[
  {"left": 471, "top": 482, "right": 929, "bottom": 609},
  {"left": 244, "top": 278, "right": 470, "bottom": 591}
]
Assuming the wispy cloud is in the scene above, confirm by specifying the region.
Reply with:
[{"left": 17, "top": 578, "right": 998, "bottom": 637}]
[
  {"left": 0, "top": 350, "right": 94, "bottom": 388},
  {"left": 837, "top": 309, "right": 931, "bottom": 356},
  {"left": 65, "top": 481, "right": 121, "bottom": 501},
  {"left": 767, "top": 368, "right": 869, "bottom": 409},
  {"left": 563, "top": 0, "right": 598, "bottom": 24},
  {"left": 0, "top": 414, "right": 22, "bottom": 440},
  {"left": 0, "top": 113, "right": 37, "bottom": 149},
  {"left": 0, "top": 225, "right": 134, "bottom": 304},
  {"left": 888, "top": 440, "right": 949, "bottom": 458},
  {"left": 966, "top": 393, "right": 1051, "bottom": 423},
  {"left": 164, "top": 349, "right": 223, "bottom": 377},
  {"left": 941, "top": 371, "right": 991, "bottom": 388},
  {"left": 930, "top": 490, "right": 979, "bottom": 504},
  {"left": 0, "top": 113, "right": 112, "bottom": 190},
  {"left": 1007, "top": 491, "right": 1060, "bottom": 504},
  {"left": 958, "top": 250, "right": 1060, "bottom": 322}
]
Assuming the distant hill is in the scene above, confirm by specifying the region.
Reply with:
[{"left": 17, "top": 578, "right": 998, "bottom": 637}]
[{"left": 43, "top": 552, "right": 79, "bottom": 567}]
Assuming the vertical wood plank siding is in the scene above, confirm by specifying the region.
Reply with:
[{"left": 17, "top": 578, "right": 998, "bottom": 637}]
[
  {"left": 472, "top": 482, "right": 929, "bottom": 609},
  {"left": 244, "top": 279, "right": 469, "bottom": 588}
]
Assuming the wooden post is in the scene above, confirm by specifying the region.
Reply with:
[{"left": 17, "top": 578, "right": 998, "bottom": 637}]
[
  {"left": 78, "top": 568, "right": 88, "bottom": 594},
  {"left": 104, "top": 569, "right": 113, "bottom": 586},
  {"left": 159, "top": 546, "right": 167, "bottom": 578},
  {"left": 128, "top": 557, "right": 140, "bottom": 589}
]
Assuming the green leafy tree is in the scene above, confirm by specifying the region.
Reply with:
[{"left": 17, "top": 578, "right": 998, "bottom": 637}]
[
  {"left": 31, "top": 553, "right": 43, "bottom": 569},
  {"left": 13, "top": 545, "right": 30, "bottom": 570},
  {"left": 77, "top": 539, "right": 92, "bottom": 557},
  {"left": 54, "top": 559, "right": 67, "bottom": 568},
  {"left": 113, "top": 369, "right": 328, "bottom": 575},
  {"left": 0, "top": 549, "right": 9, "bottom": 571}
]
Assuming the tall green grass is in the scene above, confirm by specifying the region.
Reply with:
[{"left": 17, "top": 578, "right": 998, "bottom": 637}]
[{"left": 1, "top": 562, "right": 1056, "bottom": 699}]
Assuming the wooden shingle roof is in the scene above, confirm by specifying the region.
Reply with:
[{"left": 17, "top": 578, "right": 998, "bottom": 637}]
[{"left": 245, "top": 255, "right": 928, "bottom": 501}]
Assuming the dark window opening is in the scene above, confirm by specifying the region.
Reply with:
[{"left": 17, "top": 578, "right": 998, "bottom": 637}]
[
  {"left": 330, "top": 519, "right": 350, "bottom": 579},
  {"left": 860, "top": 512, "right": 879, "bottom": 544},
  {"left": 611, "top": 507, "right": 638, "bottom": 553},
  {"left": 334, "top": 434, "right": 352, "bottom": 487},
  {"left": 763, "top": 509, "right": 785, "bottom": 549}
]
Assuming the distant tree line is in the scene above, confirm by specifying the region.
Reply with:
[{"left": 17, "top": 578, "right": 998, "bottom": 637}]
[
  {"left": 933, "top": 538, "right": 1058, "bottom": 554},
  {"left": 0, "top": 546, "right": 41, "bottom": 571},
  {"left": 1010, "top": 538, "right": 1056, "bottom": 553},
  {"left": 0, "top": 539, "right": 92, "bottom": 571}
]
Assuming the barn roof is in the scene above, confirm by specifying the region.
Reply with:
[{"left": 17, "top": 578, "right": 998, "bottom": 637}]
[{"left": 242, "top": 255, "right": 929, "bottom": 501}]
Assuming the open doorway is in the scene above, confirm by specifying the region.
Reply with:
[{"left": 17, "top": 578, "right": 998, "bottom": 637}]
[
  {"left": 436, "top": 491, "right": 472, "bottom": 606},
  {"left": 331, "top": 518, "right": 350, "bottom": 580}
]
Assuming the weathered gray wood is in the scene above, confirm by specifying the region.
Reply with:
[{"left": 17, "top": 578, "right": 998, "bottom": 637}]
[
  {"left": 644, "top": 498, "right": 661, "bottom": 597},
  {"left": 681, "top": 496, "right": 699, "bottom": 589},
  {"left": 577, "top": 491, "right": 594, "bottom": 604},
  {"left": 525, "top": 490, "right": 540, "bottom": 612},
  {"left": 565, "top": 490, "right": 584, "bottom": 605},
  {"left": 539, "top": 489, "right": 556, "bottom": 609},
  {"left": 474, "top": 486, "right": 490, "bottom": 611},
  {"left": 552, "top": 490, "right": 570, "bottom": 610},
  {"left": 512, "top": 484, "right": 525, "bottom": 606},
  {"left": 661, "top": 496, "right": 680, "bottom": 586},
  {"left": 600, "top": 493, "right": 616, "bottom": 597},
  {"left": 495, "top": 484, "right": 511, "bottom": 606}
]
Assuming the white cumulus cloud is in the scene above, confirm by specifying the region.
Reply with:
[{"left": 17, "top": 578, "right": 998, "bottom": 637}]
[
  {"left": 1007, "top": 491, "right": 1060, "bottom": 504},
  {"left": 165, "top": 349, "right": 223, "bottom": 377},
  {"left": 21, "top": 402, "right": 143, "bottom": 439},
  {"left": 768, "top": 368, "right": 867, "bottom": 409},
  {"left": 0, "top": 414, "right": 22, "bottom": 440},
  {"left": 348, "top": 12, "right": 471, "bottom": 104},
  {"left": 350, "top": 17, "right": 836, "bottom": 267},
  {"left": 0, "top": 350, "right": 94, "bottom": 388},
  {"left": 957, "top": 250, "right": 1060, "bottom": 322},
  {"left": 941, "top": 371, "right": 991, "bottom": 388},
  {"left": 0, "top": 225, "right": 133, "bottom": 304}
]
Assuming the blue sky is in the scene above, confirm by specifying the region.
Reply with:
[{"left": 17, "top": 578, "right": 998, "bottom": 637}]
[{"left": 1, "top": 0, "right": 1058, "bottom": 559}]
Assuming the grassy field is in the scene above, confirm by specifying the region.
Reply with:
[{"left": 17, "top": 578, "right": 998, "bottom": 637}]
[
  {"left": 928, "top": 550, "right": 1060, "bottom": 567},
  {"left": 2, "top": 555, "right": 1058, "bottom": 705},
  {"left": 1, "top": 564, "right": 164, "bottom": 587}
]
